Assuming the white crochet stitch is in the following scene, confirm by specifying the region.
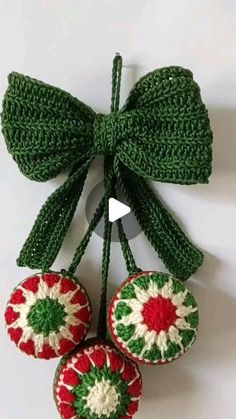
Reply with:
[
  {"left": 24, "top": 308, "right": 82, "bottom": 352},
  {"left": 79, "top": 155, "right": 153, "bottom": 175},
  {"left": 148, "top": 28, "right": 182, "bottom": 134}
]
[{"left": 85, "top": 378, "right": 119, "bottom": 416}]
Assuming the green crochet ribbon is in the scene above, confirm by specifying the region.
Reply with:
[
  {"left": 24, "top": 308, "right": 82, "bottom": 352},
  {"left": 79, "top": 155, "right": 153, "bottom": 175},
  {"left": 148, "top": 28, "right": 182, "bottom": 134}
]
[{"left": 1, "top": 54, "right": 212, "bottom": 280}]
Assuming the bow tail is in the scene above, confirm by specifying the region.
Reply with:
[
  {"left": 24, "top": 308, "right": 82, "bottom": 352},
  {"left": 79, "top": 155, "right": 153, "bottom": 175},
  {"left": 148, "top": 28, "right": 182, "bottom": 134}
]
[
  {"left": 17, "top": 159, "right": 92, "bottom": 270},
  {"left": 116, "top": 163, "right": 203, "bottom": 280}
]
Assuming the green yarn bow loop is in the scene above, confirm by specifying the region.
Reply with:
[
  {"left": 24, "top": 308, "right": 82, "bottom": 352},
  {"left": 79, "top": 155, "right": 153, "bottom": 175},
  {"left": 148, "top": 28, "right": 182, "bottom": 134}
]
[
  {"left": 1, "top": 57, "right": 212, "bottom": 279},
  {"left": 119, "top": 66, "right": 212, "bottom": 184},
  {"left": 1, "top": 72, "right": 95, "bottom": 181}
]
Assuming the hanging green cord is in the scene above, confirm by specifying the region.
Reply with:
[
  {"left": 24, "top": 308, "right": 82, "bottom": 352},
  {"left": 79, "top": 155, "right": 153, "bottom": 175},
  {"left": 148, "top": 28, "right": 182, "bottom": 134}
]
[
  {"left": 111, "top": 53, "right": 122, "bottom": 113},
  {"left": 116, "top": 218, "right": 141, "bottom": 276},
  {"left": 111, "top": 54, "right": 139, "bottom": 276},
  {"left": 97, "top": 158, "right": 113, "bottom": 340},
  {"left": 67, "top": 164, "right": 115, "bottom": 277},
  {"left": 112, "top": 184, "right": 141, "bottom": 275},
  {"left": 66, "top": 55, "right": 123, "bottom": 280},
  {"left": 97, "top": 53, "right": 123, "bottom": 339},
  {"left": 67, "top": 195, "right": 105, "bottom": 277}
]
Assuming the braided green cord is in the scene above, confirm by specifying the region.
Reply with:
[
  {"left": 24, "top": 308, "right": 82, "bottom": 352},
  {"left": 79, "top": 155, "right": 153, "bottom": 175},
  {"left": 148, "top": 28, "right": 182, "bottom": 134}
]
[
  {"left": 67, "top": 195, "right": 105, "bottom": 276},
  {"left": 111, "top": 54, "right": 122, "bottom": 113},
  {"left": 97, "top": 159, "right": 113, "bottom": 340},
  {"left": 116, "top": 219, "right": 141, "bottom": 276},
  {"left": 97, "top": 56, "right": 123, "bottom": 339},
  {"left": 112, "top": 185, "right": 140, "bottom": 275}
]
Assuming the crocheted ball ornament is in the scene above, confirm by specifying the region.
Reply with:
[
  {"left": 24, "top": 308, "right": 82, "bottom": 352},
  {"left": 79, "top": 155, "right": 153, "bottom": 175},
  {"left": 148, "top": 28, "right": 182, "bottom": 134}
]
[
  {"left": 1, "top": 54, "right": 212, "bottom": 417},
  {"left": 108, "top": 271, "right": 198, "bottom": 365},
  {"left": 5, "top": 272, "right": 91, "bottom": 359},
  {"left": 54, "top": 340, "right": 142, "bottom": 419}
]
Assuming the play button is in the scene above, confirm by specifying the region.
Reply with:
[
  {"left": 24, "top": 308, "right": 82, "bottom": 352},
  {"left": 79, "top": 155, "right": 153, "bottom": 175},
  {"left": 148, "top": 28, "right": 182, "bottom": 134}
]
[
  {"left": 85, "top": 181, "right": 141, "bottom": 241},
  {"left": 108, "top": 198, "right": 131, "bottom": 222}
]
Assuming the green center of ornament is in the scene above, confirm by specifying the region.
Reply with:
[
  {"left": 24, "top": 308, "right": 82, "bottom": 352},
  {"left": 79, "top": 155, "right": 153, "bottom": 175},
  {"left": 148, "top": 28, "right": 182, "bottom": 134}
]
[{"left": 27, "top": 297, "right": 66, "bottom": 336}]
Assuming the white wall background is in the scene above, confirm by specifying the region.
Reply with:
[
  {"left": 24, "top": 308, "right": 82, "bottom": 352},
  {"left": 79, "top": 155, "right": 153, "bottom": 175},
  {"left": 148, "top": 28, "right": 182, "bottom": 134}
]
[{"left": 0, "top": 1, "right": 235, "bottom": 418}]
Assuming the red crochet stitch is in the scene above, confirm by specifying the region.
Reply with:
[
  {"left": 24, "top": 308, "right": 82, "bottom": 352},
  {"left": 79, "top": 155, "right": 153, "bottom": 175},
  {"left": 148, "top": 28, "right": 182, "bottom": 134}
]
[
  {"left": 54, "top": 339, "right": 142, "bottom": 418},
  {"left": 5, "top": 272, "right": 92, "bottom": 359},
  {"left": 108, "top": 271, "right": 199, "bottom": 365}
]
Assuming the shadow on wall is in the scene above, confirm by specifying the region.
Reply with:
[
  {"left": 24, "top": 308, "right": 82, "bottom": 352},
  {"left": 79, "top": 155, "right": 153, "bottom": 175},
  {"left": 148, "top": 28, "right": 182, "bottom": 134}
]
[
  {"left": 182, "top": 106, "right": 236, "bottom": 203},
  {"left": 210, "top": 107, "right": 236, "bottom": 177}
]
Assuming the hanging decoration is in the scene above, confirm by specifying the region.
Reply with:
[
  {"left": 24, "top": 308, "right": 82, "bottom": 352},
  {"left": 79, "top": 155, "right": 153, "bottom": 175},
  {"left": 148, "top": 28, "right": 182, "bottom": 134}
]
[
  {"left": 54, "top": 340, "right": 142, "bottom": 419},
  {"left": 108, "top": 271, "right": 198, "bottom": 365},
  {"left": 5, "top": 272, "right": 91, "bottom": 359},
  {"left": 1, "top": 53, "right": 212, "bottom": 418}
]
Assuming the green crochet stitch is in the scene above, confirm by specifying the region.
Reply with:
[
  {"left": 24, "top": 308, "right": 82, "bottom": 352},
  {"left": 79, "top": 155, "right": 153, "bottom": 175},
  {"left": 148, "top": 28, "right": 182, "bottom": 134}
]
[{"left": 1, "top": 54, "right": 212, "bottom": 280}]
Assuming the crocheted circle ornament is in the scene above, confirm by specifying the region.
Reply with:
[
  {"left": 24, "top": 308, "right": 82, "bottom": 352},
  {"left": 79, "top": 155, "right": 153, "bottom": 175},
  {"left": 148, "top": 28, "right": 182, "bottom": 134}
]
[
  {"left": 108, "top": 271, "right": 199, "bottom": 365},
  {"left": 5, "top": 272, "right": 91, "bottom": 359},
  {"left": 54, "top": 340, "right": 142, "bottom": 419}
]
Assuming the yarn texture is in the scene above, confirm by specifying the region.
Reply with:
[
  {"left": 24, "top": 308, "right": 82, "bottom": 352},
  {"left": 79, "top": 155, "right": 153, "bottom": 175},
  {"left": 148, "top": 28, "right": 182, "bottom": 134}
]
[
  {"left": 1, "top": 55, "right": 212, "bottom": 417},
  {"left": 54, "top": 340, "right": 142, "bottom": 419},
  {"left": 5, "top": 272, "right": 91, "bottom": 359},
  {"left": 1, "top": 63, "right": 212, "bottom": 280},
  {"left": 108, "top": 271, "right": 198, "bottom": 364}
]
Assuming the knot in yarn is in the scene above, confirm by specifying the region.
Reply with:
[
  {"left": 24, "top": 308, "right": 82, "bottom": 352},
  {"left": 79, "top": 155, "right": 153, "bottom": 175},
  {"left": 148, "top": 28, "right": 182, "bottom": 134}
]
[{"left": 93, "top": 112, "right": 122, "bottom": 156}]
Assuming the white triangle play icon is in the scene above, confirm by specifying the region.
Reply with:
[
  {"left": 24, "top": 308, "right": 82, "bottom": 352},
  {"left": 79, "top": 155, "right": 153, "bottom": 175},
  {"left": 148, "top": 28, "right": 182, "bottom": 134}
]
[{"left": 108, "top": 198, "right": 131, "bottom": 222}]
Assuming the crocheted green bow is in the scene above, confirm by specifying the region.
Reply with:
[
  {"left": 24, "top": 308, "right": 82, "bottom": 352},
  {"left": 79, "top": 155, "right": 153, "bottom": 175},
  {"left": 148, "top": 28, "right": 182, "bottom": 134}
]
[{"left": 1, "top": 54, "right": 212, "bottom": 280}]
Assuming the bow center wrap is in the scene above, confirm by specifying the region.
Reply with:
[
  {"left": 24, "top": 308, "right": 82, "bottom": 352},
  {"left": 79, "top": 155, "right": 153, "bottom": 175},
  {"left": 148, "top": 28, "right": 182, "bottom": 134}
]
[{"left": 93, "top": 112, "right": 123, "bottom": 156}]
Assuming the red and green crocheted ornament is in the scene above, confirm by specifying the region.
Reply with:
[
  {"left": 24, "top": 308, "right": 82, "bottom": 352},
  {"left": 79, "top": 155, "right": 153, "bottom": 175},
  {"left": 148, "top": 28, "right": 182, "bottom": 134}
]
[
  {"left": 1, "top": 53, "right": 212, "bottom": 418},
  {"left": 108, "top": 271, "right": 198, "bottom": 365},
  {"left": 54, "top": 340, "right": 142, "bottom": 419},
  {"left": 5, "top": 272, "right": 91, "bottom": 359}
]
